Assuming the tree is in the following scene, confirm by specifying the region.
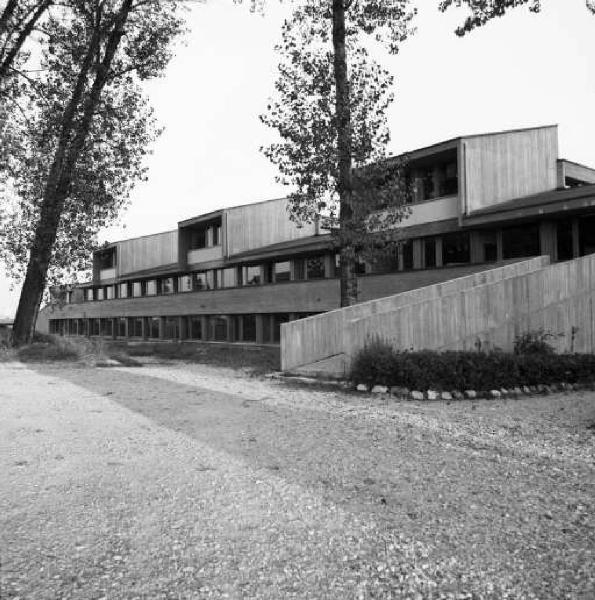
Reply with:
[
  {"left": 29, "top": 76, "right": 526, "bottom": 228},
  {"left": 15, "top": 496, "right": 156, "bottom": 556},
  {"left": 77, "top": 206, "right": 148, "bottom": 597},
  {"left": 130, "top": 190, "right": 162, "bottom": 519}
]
[
  {"left": 2, "top": 0, "right": 185, "bottom": 346},
  {"left": 439, "top": 0, "right": 594, "bottom": 36},
  {"left": 0, "top": 0, "right": 53, "bottom": 84},
  {"left": 259, "top": 1, "right": 415, "bottom": 306}
]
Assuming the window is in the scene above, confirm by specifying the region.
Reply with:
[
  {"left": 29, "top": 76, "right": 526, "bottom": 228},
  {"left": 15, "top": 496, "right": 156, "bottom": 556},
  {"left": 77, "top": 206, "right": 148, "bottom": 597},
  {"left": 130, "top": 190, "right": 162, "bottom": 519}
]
[
  {"left": 91, "top": 319, "right": 100, "bottom": 336},
  {"left": 164, "top": 317, "right": 179, "bottom": 339},
  {"left": 86, "top": 288, "right": 94, "bottom": 302},
  {"left": 132, "top": 281, "right": 142, "bottom": 297},
  {"left": 97, "top": 249, "right": 115, "bottom": 270},
  {"left": 240, "top": 315, "right": 256, "bottom": 342},
  {"left": 502, "top": 225, "right": 540, "bottom": 260},
  {"left": 243, "top": 265, "right": 261, "bottom": 286},
  {"left": 579, "top": 216, "right": 595, "bottom": 256},
  {"left": 119, "top": 283, "right": 129, "bottom": 298},
  {"left": 189, "top": 316, "right": 202, "bottom": 339},
  {"left": 211, "top": 317, "right": 228, "bottom": 341},
  {"left": 131, "top": 318, "right": 143, "bottom": 337},
  {"left": 190, "top": 228, "right": 207, "bottom": 250},
  {"left": 178, "top": 275, "right": 193, "bottom": 292},
  {"left": 306, "top": 256, "right": 325, "bottom": 279},
  {"left": 273, "top": 313, "right": 290, "bottom": 343},
  {"left": 145, "top": 280, "right": 157, "bottom": 296},
  {"left": 443, "top": 162, "right": 458, "bottom": 195},
  {"left": 95, "top": 288, "right": 104, "bottom": 301},
  {"left": 424, "top": 238, "right": 436, "bottom": 268},
  {"left": 220, "top": 268, "right": 236, "bottom": 288},
  {"left": 263, "top": 263, "right": 274, "bottom": 284},
  {"left": 117, "top": 318, "right": 127, "bottom": 337},
  {"left": 274, "top": 261, "right": 291, "bottom": 282},
  {"left": 193, "top": 270, "right": 215, "bottom": 290},
  {"left": 105, "top": 286, "right": 115, "bottom": 300},
  {"left": 161, "top": 277, "right": 175, "bottom": 294},
  {"left": 212, "top": 225, "right": 221, "bottom": 246},
  {"left": 402, "top": 241, "right": 414, "bottom": 270},
  {"left": 149, "top": 317, "right": 160, "bottom": 339},
  {"left": 442, "top": 233, "right": 470, "bottom": 265},
  {"left": 293, "top": 259, "right": 305, "bottom": 281}
]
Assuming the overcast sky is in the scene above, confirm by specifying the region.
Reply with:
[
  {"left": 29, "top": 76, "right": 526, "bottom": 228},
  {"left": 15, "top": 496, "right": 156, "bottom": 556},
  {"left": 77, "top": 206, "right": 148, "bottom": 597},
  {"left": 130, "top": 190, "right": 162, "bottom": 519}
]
[{"left": 1, "top": 0, "right": 594, "bottom": 317}]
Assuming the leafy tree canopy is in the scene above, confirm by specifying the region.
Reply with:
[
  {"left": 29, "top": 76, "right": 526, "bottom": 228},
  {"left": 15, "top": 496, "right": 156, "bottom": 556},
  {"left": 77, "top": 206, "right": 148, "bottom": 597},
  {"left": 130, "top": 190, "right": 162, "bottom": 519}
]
[
  {"left": 0, "top": 0, "right": 185, "bottom": 289},
  {"left": 260, "top": 1, "right": 415, "bottom": 257},
  {"left": 439, "top": 0, "right": 594, "bottom": 36}
]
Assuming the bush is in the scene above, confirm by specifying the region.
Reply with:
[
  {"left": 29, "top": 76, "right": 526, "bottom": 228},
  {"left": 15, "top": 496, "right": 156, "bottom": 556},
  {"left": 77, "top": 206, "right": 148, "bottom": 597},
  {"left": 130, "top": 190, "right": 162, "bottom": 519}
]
[
  {"left": 350, "top": 343, "right": 595, "bottom": 391},
  {"left": 513, "top": 329, "right": 557, "bottom": 355}
]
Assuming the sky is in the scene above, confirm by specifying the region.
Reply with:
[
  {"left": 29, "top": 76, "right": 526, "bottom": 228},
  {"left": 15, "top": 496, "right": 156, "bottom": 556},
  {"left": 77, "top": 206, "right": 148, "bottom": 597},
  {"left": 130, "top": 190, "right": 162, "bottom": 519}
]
[{"left": 1, "top": 0, "right": 595, "bottom": 317}]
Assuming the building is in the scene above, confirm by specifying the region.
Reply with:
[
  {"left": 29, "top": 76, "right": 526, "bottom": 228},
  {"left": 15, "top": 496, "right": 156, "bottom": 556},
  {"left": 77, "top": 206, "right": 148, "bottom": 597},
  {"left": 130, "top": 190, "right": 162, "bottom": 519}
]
[{"left": 39, "top": 124, "right": 595, "bottom": 344}]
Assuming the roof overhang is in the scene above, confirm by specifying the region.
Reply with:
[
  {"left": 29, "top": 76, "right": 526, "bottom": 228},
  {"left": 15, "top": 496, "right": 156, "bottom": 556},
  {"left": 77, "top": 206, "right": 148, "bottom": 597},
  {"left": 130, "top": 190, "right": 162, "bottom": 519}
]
[{"left": 463, "top": 184, "right": 595, "bottom": 228}]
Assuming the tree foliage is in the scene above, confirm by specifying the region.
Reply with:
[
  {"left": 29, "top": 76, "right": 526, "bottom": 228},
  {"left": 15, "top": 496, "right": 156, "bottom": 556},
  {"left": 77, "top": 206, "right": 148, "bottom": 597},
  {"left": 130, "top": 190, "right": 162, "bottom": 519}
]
[
  {"left": 1, "top": 0, "right": 185, "bottom": 344},
  {"left": 260, "top": 1, "right": 415, "bottom": 303},
  {"left": 439, "top": 0, "right": 594, "bottom": 36}
]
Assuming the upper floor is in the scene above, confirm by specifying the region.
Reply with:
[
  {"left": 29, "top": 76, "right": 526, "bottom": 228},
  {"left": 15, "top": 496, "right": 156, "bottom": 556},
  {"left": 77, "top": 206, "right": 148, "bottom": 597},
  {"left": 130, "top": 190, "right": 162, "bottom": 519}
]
[{"left": 84, "top": 125, "right": 595, "bottom": 292}]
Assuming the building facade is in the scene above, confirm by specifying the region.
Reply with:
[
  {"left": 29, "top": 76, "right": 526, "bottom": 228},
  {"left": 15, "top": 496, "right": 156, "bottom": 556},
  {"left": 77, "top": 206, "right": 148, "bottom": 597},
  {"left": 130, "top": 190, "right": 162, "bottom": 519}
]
[{"left": 39, "top": 125, "right": 595, "bottom": 344}]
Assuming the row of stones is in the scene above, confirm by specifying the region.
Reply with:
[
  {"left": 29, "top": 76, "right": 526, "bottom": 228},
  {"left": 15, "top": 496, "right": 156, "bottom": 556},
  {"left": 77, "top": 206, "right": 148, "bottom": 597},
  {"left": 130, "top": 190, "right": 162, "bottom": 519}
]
[{"left": 355, "top": 382, "right": 591, "bottom": 401}]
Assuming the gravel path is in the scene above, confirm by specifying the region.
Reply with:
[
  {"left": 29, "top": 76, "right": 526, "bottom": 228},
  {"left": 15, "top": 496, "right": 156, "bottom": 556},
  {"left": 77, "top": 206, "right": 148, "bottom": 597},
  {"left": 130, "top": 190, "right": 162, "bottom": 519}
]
[{"left": 1, "top": 361, "right": 594, "bottom": 599}]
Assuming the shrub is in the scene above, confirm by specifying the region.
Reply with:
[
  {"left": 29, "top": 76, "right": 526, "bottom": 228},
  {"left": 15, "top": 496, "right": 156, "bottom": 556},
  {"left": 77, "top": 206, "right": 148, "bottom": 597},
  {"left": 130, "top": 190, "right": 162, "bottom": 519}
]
[
  {"left": 513, "top": 329, "right": 557, "bottom": 355},
  {"left": 350, "top": 345, "right": 595, "bottom": 391}
]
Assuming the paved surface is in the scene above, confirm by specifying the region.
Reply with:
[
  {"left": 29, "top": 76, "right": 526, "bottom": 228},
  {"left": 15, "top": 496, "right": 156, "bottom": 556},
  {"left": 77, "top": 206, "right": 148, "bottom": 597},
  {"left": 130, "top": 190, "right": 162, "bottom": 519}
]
[{"left": 1, "top": 361, "right": 594, "bottom": 599}]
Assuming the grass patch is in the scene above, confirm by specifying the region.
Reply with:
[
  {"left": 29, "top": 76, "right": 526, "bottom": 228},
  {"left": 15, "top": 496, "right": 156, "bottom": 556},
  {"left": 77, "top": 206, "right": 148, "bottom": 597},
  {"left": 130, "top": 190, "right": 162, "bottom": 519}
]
[{"left": 119, "top": 341, "right": 280, "bottom": 373}]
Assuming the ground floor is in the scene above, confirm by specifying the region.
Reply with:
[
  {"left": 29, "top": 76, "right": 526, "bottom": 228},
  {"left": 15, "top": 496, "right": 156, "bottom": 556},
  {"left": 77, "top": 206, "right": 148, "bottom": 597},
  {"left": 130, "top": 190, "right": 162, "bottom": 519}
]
[
  {"left": 48, "top": 312, "right": 317, "bottom": 344},
  {"left": 2, "top": 360, "right": 593, "bottom": 598}
]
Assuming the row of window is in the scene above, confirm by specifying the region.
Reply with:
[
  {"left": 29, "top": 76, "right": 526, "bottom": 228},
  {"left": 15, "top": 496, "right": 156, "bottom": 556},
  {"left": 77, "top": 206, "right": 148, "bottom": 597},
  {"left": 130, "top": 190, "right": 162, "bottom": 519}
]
[
  {"left": 82, "top": 255, "right": 329, "bottom": 302},
  {"left": 49, "top": 313, "right": 314, "bottom": 345},
  {"left": 73, "top": 223, "right": 559, "bottom": 304}
]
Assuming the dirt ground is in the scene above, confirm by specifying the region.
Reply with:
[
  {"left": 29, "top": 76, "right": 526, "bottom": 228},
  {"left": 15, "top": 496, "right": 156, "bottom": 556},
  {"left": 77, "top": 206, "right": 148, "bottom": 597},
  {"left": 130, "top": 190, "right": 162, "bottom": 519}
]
[{"left": 1, "top": 360, "right": 594, "bottom": 599}]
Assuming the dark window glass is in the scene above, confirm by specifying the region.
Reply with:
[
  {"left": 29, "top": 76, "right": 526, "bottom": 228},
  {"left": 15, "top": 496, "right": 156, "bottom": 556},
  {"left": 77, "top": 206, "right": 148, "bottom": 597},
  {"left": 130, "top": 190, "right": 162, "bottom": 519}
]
[
  {"left": 149, "top": 318, "right": 160, "bottom": 339},
  {"left": 190, "top": 316, "right": 202, "bottom": 339},
  {"left": 212, "top": 317, "right": 227, "bottom": 341},
  {"left": 241, "top": 315, "right": 256, "bottom": 342},
  {"left": 306, "top": 256, "right": 325, "bottom": 279},
  {"left": 443, "top": 162, "right": 458, "bottom": 195},
  {"left": 273, "top": 314, "right": 290, "bottom": 343},
  {"left": 133, "top": 318, "right": 143, "bottom": 337},
  {"left": 190, "top": 228, "right": 207, "bottom": 250},
  {"left": 557, "top": 220, "right": 574, "bottom": 261},
  {"left": 442, "top": 233, "right": 471, "bottom": 265},
  {"left": 502, "top": 224, "right": 540, "bottom": 260},
  {"left": 402, "top": 241, "right": 414, "bottom": 270},
  {"left": 164, "top": 317, "right": 179, "bottom": 339},
  {"left": 263, "top": 314, "right": 272, "bottom": 342},
  {"left": 424, "top": 238, "right": 436, "bottom": 268},
  {"left": 293, "top": 259, "right": 305, "bottom": 281},
  {"left": 264, "top": 263, "right": 274, "bottom": 284},
  {"left": 579, "top": 216, "right": 595, "bottom": 256}
]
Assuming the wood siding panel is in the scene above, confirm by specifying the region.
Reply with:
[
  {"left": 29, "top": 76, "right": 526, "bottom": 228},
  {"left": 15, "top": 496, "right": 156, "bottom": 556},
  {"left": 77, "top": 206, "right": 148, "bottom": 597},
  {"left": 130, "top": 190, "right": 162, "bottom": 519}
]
[
  {"left": 117, "top": 230, "right": 179, "bottom": 276},
  {"left": 225, "top": 199, "right": 316, "bottom": 257},
  {"left": 464, "top": 127, "right": 558, "bottom": 214}
]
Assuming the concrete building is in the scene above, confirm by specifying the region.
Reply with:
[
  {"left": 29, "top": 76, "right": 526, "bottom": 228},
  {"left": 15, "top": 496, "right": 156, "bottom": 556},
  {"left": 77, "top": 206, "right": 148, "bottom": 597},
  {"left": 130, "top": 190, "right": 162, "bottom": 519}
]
[{"left": 38, "top": 125, "right": 595, "bottom": 344}]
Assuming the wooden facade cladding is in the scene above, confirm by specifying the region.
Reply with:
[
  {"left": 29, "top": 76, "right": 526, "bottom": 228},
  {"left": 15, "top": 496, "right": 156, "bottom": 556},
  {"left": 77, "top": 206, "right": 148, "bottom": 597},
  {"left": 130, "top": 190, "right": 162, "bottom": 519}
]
[
  {"left": 225, "top": 198, "right": 316, "bottom": 257},
  {"left": 398, "top": 195, "right": 459, "bottom": 229},
  {"left": 117, "top": 230, "right": 179, "bottom": 276},
  {"left": 187, "top": 245, "right": 223, "bottom": 265},
  {"left": 462, "top": 126, "right": 558, "bottom": 214}
]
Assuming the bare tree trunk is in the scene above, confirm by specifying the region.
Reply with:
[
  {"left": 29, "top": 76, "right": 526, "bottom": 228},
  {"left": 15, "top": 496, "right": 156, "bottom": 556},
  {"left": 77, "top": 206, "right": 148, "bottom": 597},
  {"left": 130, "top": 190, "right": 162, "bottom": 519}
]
[
  {"left": 332, "top": 0, "right": 358, "bottom": 307},
  {"left": 11, "top": 0, "right": 133, "bottom": 346}
]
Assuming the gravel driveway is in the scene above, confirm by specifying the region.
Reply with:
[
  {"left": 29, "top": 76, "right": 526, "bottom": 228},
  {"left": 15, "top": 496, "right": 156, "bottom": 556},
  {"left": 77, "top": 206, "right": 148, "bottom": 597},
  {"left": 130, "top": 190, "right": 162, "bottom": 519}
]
[{"left": 1, "top": 360, "right": 594, "bottom": 599}]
